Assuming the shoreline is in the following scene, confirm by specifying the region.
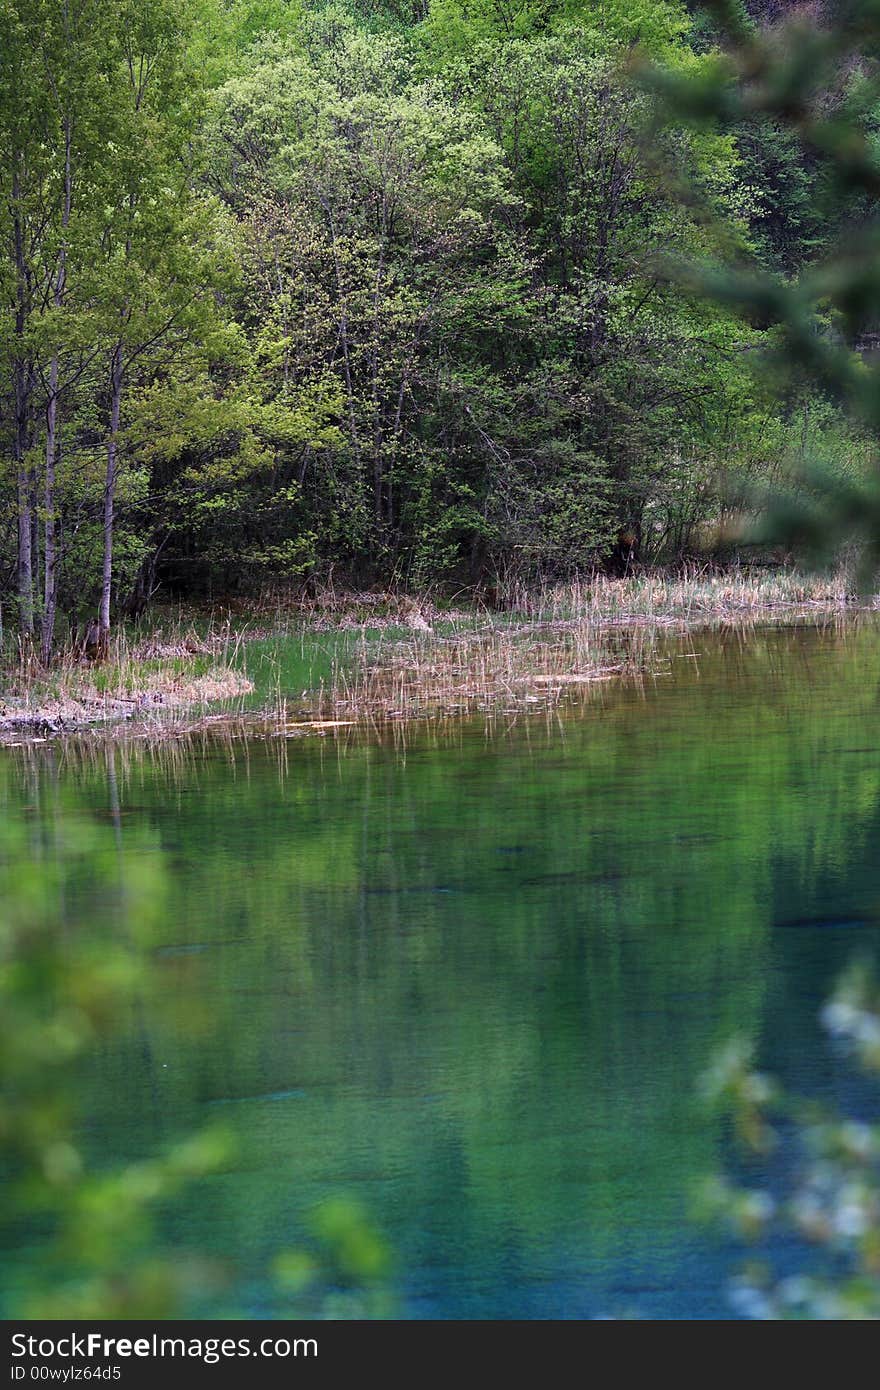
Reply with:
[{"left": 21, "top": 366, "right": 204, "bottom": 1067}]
[{"left": 0, "top": 572, "right": 870, "bottom": 745}]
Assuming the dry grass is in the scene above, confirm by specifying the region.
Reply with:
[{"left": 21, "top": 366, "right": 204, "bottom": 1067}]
[
  {"left": 0, "top": 619, "right": 253, "bottom": 739},
  {"left": 306, "top": 565, "right": 863, "bottom": 722},
  {"left": 320, "top": 623, "right": 637, "bottom": 721},
  {"left": 0, "top": 565, "right": 868, "bottom": 740},
  {"left": 234, "top": 565, "right": 856, "bottom": 632},
  {"left": 503, "top": 566, "right": 854, "bottom": 623}
]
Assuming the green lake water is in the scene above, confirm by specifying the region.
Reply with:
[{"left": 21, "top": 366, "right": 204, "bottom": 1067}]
[{"left": 4, "top": 618, "right": 880, "bottom": 1318}]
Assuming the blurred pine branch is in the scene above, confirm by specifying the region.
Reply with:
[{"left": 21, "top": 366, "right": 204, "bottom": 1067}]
[{"left": 642, "top": 0, "right": 880, "bottom": 581}]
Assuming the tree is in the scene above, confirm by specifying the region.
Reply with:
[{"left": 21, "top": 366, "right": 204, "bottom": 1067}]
[
  {"left": 646, "top": 0, "right": 880, "bottom": 581},
  {"left": 208, "top": 14, "right": 531, "bottom": 582},
  {"left": 0, "top": 0, "right": 237, "bottom": 658}
]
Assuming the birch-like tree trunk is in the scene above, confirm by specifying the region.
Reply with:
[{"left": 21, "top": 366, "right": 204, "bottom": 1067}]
[
  {"left": 42, "top": 113, "right": 72, "bottom": 665},
  {"left": 12, "top": 166, "right": 34, "bottom": 641},
  {"left": 99, "top": 344, "right": 124, "bottom": 649}
]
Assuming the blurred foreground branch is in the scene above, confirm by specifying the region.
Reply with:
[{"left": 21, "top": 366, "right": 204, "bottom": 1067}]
[{"left": 645, "top": 1, "right": 880, "bottom": 582}]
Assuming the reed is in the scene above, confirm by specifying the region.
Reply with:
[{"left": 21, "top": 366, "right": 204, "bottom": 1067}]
[
  {"left": 502, "top": 565, "right": 854, "bottom": 624},
  {"left": 0, "top": 565, "right": 867, "bottom": 740},
  {"left": 313, "top": 566, "right": 861, "bottom": 722},
  {"left": 0, "top": 614, "right": 252, "bottom": 737}
]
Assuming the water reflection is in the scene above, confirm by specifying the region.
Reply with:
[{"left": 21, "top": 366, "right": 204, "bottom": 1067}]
[{"left": 3, "top": 618, "right": 880, "bottom": 1318}]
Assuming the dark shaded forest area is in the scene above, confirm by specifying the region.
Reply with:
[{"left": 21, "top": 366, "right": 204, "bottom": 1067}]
[{"left": 1, "top": 0, "right": 875, "bottom": 659}]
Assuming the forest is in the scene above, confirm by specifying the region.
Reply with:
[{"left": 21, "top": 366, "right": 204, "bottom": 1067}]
[
  {"left": 6, "top": 2, "right": 880, "bottom": 1330},
  {"left": 2, "top": 0, "right": 874, "bottom": 664}
]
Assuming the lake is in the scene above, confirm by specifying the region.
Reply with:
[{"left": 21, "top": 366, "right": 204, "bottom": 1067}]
[{"left": 3, "top": 617, "right": 880, "bottom": 1319}]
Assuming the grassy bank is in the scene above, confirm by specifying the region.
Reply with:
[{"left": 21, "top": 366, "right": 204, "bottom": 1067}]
[
  {"left": 304, "top": 569, "right": 857, "bottom": 722},
  {"left": 0, "top": 567, "right": 864, "bottom": 742},
  {"left": 0, "top": 625, "right": 253, "bottom": 739}
]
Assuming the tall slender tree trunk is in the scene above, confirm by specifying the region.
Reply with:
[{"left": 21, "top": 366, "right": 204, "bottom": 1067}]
[
  {"left": 325, "top": 207, "right": 362, "bottom": 504},
  {"left": 370, "top": 242, "right": 386, "bottom": 526},
  {"left": 29, "top": 440, "right": 40, "bottom": 630},
  {"left": 100, "top": 345, "right": 124, "bottom": 649},
  {"left": 42, "top": 115, "right": 72, "bottom": 666},
  {"left": 12, "top": 168, "right": 34, "bottom": 641},
  {"left": 14, "top": 362, "right": 34, "bottom": 642},
  {"left": 42, "top": 357, "right": 61, "bottom": 665}
]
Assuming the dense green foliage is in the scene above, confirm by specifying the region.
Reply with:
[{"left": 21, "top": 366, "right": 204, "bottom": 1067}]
[
  {"left": 650, "top": 1, "right": 880, "bottom": 584},
  {"left": 0, "top": 0, "right": 875, "bottom": 655}
]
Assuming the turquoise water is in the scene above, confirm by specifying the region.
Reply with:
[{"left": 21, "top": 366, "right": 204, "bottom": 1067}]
[{"left": 3, "top": 619, "right": 880, "bottom": 1318}]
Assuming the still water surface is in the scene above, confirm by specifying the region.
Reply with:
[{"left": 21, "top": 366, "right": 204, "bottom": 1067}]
[{"left": 4, "top": 620, "right": 880, "bottom": 1318}]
